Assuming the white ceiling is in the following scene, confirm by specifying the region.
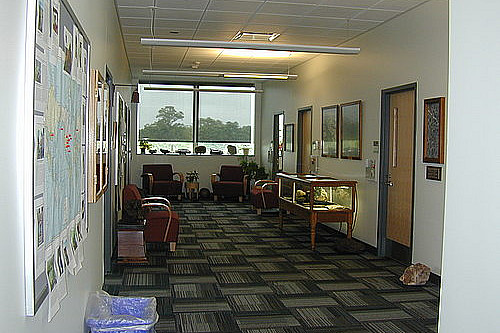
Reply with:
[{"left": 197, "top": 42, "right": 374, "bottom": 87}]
[{"left": 114, "top": 0, "right": 428, "bottom": 79}]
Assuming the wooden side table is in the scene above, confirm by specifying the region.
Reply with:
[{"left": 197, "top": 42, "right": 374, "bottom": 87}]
[{"left": 185, "top": 182, "right": 199, "bottom": 201}]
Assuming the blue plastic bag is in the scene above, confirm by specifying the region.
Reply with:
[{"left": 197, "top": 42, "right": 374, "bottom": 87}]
[{"left": 85, "top": 291, "right": 158, "bottom": 333}]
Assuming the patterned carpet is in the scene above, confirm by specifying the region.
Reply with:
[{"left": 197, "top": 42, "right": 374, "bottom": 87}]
[{"left": 103, "top": 201, "right": 440, "bottom": 333}]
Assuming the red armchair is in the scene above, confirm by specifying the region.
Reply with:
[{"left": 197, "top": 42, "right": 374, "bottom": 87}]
[
  {"left": 250, "top": 180, "right": 279, "bottom": 214},
  {"left": 142, "top": 164, "right": 184, "bottom": 200},
  {"left": 211, "top": 165, "right": 248, "bottom": 202},
  {"left": 122, "top": 184, "right": 180, "bottom": 251}
]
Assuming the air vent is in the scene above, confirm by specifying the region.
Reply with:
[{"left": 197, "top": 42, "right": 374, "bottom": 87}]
[{"left": 232, "top": 31, "right": 281, "bottom": 42}]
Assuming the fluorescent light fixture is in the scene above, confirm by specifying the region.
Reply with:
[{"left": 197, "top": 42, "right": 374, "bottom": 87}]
[
  {"left": 141, "top": 38, "right": 360, "bottom": 55},
  {"left": 233, "top": 31, "right": 281, "bottom": 42},
  {"left": 142, "top": 69, "right": 298, "bottom": 80},
  {"left": 222, "top": 49, "right": 291, "bottom": 58},
  {"left": 222, "top": 73, "right": 293, "bottom": 80}
]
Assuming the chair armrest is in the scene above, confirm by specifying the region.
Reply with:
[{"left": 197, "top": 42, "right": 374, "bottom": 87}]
[
  {"left": 173, "top": 172, "right": 185, "bottom": 183},
  {"left": 143, "top": 197, "right": 171, "bottom": 207},
  {"left": 254, "top": 179, "right": 275, "bottom": 188},
  {"left": 261, "top": 181, "right": 278, "bottom": 191},
  {"left": 142, "top": 203, "right": 175, "bottom": 243},
  {"left": 260, "top": 181, "right": 278, "bottom": 209},
  {"left": 211, "top": 173, "right": 219, "bottom": 184},
  {"left": 142, "top": 202, "right": 172, "bottom": 224}
]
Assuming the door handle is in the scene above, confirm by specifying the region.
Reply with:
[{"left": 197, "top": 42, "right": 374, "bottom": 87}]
[{"left": 386, "top": 181, "right": 394, "bottom": 187}]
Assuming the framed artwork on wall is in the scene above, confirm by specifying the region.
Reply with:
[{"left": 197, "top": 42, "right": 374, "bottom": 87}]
[
  {"left": 284, "top": 123, "right": 294, "bottom": 152},
  {"left": 340, "top": 100, "right": 362, "bottom": 160},
  {"left": 423, "top": 97, "right": 445, "bottom": 164},
  {"left": 88, "top": 69, "right": 109, "bottom": 202},
  {"left": 321, "top": 105, "right": 339, "bottom": 157}
]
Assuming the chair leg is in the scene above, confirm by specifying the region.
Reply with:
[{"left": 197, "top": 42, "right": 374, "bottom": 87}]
[
  {"left": 238, "top": 196, "right": 243, "bottom": 203},
  {"left": 169, "top": 242, "right": 177, "bottom": 252}
]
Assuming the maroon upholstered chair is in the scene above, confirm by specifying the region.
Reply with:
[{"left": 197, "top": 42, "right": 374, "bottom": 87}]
[
  {"left": 211, "top": 165, "right": 248, "bottom": 202},
  {"left": 122, "top": 184, "right": 180, "bottom": 251},
  {"left": 250, "top": 180, "right": 279, "bottom": 214},
  {"left": 142, "top": 164, "right": 184, "bottom": 200}
]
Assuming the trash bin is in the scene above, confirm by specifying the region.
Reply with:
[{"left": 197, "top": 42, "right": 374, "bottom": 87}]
[{"left": 85, "top": 291, "right": 158, "bottom": 333}]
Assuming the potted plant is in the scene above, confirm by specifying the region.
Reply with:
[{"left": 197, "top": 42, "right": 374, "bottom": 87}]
[
  {"left": 239, "top": 158, "right": 269, "bottom": 194},
  {"left": 185, "top": 170, "right": 199, "bottom": 183},
  {"left": 139, "top": 139, "right": 152, "bottom": 154}
]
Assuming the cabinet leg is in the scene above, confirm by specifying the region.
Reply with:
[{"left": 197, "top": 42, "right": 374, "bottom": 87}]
[
  {"left": 347, "top": 214, "right": 353, "bottom": 239},
  {"left": 310, "top": 213, "right": 318, "bottom": 250}
]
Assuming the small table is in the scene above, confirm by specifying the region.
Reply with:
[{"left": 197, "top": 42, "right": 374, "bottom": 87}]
[{"left": 185, "top": 182, "right": 199, "bottom": 201}]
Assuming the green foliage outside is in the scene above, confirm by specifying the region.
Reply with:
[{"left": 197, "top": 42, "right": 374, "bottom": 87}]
[{"left": 139, "top": 105, "right": 251, "bottom": 142}]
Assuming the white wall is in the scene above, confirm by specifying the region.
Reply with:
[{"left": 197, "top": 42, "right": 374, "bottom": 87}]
[
  {"left": 0, "top": 0, "right": 130, "bottom": 331},
  {"left": 261, "top": 0, "right": 448, "bottom": 274},
  {"left": 439, "top": 0, "right": 500, "bottom": 331}
]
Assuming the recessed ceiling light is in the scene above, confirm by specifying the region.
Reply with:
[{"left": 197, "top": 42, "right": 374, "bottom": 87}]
[{"left": 233, "top": 31, "right": 281, "bottom": 42}]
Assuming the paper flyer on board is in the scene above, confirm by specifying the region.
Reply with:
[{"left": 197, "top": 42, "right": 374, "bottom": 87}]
[{"left": 45, "top": 243, "right": 60, "bottom": 321}]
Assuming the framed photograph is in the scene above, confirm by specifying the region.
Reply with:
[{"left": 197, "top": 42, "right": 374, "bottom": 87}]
[
  {"left": 284, "top": 123, "right": 294, "bottom": 152},
  {"left": 340, "top": 100, "right": 362, "bottom": 160},
  {"left": 423, "top": 97, "right": 445, "bottom": 163},
  {"left": 321, "top": 105, "right": 339, "bottom": 157}
]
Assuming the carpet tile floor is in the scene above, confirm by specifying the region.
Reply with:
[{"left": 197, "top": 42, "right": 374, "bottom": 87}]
[{"left": 104, "top": 201, "right": 440, "bottom": 333}]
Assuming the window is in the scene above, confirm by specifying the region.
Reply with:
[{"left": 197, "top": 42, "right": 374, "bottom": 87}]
[
  {"left": 137, "top": 84, "right": 255, "bottom": 155},
  {"left": 138, "top": 84, "right": 194, "bottom": 152}
]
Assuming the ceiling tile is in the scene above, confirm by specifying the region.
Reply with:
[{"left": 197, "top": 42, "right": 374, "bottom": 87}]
[
  {"left": 294, "top": 16, "right": 349, "bottom": 29},
  {"left": 267, "top": 0, "right": 324, "bottom": 4},
  {"left": 154, "top": 19, "right": 200, "bottom": 29},
  {"left": 196, "top": 21, "right": 244, "bottom": 32},
  {"left": 120, "top": 17, "right": 151, "bottom": 27},
  {"left": 373, "top": 0, "right": 425, "bottom": 11},
  {"left": 118, "top": 6, "right": 153, "bottom": 18},
  {"left": 242, "top": 24, "right": 290, "bottom": 33},
  {"left": 116, "top": 0, "right": 154, "bottom": 6},
  {"left": 257, "top": 2, "right": 316, "bottom": 16},
  {"left": 207, "top": 0, "right": 264, "bottom": 13},
  {"left": 307, "top": 6, "right": 364, "bottom": 18},
  {"left": 193, "top": 30, "right": 238, "bottom": 40},
  {"left": 155, "top": 0, "right": 210, "bottom": 10},
  {"left": 249, "top": 13, "right": 301, "bottom": 25},
  {"left": 203, "top": 11, "right": 253, "bottom": 22},
  {"left": 155, "top": 8, "right": 205, "bottom": 20},
  {"left": 318, "top": 0, "right": 379, "bottom": 8},
  {"left": 347, "top": 19, "right": 382, "bottom": 30},
  {"left": 354, "top": 9, "right": 400, "bottom": 21}
]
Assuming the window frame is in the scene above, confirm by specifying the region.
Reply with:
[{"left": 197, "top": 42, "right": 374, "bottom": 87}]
[{"left": 137, "top": 83, "right": 256, "bottom": 155}]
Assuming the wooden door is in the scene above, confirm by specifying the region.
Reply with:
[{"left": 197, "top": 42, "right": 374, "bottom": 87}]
[
  {"left": 297, "top": 108, "right": 312, "bottom": 173},
  {"left": 386, "top": 90, "right": 415, "bottom": 250}
]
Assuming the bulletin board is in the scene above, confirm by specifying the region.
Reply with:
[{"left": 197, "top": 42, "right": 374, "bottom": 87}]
[{"left": 27, "top": 0, "right": 90, "bottom": 320}]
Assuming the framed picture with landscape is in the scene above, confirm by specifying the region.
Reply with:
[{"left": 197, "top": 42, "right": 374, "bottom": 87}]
[
  {"left": 340, "top": 100, "right": 362, "bottom": 160},
  {"left": 284, "top": 123, "right": 294, "bottom": 152},
  {"left": 321, "top": 105, "right": 339, "bottom": 157},
  {"left": 423, "top": 97, "right": 445, "bottom": 164}
]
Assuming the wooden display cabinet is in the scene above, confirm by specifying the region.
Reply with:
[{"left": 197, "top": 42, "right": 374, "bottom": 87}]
[{"left": 277, "top": 172, "right": 357, "bottom": 250}]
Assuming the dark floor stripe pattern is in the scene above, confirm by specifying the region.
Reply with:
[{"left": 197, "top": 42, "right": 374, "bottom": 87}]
[{"left": 104, "top": 201, "right": 439, "bottom": 333}]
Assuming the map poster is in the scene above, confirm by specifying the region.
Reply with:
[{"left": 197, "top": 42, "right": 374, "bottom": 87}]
[{"left": 26, "top": 0, "right": 90, "bottom": 318}]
